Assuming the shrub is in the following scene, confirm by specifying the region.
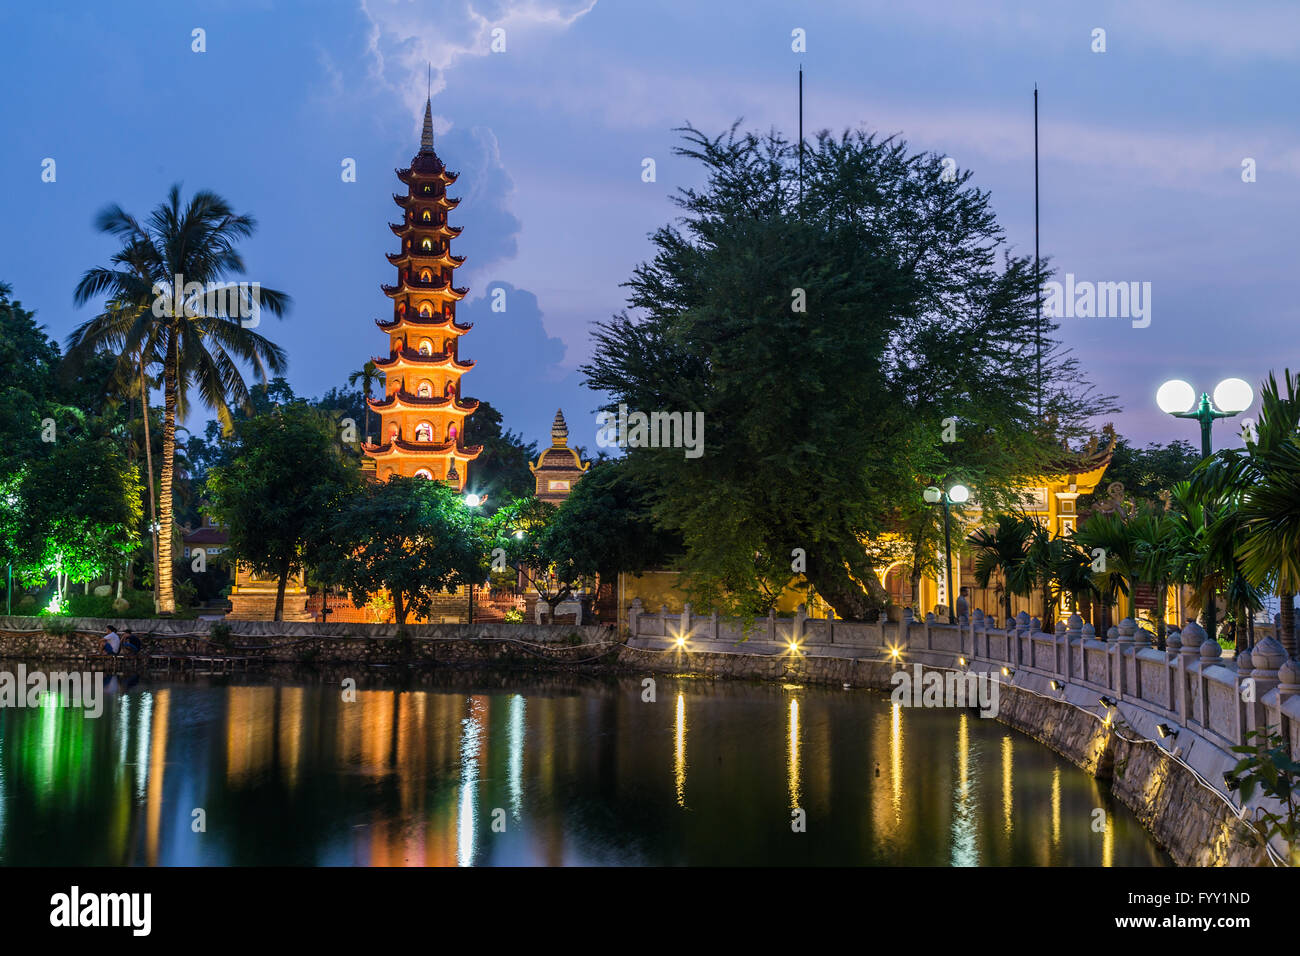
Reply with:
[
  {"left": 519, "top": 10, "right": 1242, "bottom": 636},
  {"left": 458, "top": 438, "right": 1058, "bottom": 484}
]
[
  {"left": 208, "top": 622, "right": 233, "bottom": 646},
  {"left": 66, "top": 589, "right": 156, "bottom": 619},
  {"left": 503, "top": 608, "right": 525, "bottom": 623}
]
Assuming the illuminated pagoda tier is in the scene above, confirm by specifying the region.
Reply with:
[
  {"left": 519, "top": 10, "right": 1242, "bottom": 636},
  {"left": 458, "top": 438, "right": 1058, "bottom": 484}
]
[{"left": 363, "top": 97, "right": 482, "bottom": 485}]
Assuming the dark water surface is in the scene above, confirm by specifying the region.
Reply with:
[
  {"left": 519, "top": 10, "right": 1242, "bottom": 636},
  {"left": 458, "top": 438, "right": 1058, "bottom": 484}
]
[{"left": 0, "top": 667, "right": 1169, "bottom": 866}]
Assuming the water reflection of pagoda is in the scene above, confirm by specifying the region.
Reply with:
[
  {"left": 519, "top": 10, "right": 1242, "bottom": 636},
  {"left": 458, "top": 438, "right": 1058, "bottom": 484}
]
[{"left": 363, "top": 97, "right": 482, "bottom": 487}]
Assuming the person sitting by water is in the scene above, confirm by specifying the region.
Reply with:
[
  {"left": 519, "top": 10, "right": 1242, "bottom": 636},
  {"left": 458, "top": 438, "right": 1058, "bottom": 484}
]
[
  {"left": 102, "top": 626, "right": 121, "bottom": 655},
  {"left": 121, "top": 629, "right": 141, "bottom": 653}
]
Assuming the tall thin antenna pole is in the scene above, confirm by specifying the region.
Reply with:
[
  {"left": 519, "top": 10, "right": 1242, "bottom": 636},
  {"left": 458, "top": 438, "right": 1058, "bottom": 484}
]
[
  {"left": 1034, "top": 83, "right": 1042, "bottom": 421},
  {"left": 427, "top": 63, "right": 431, "bottom": 99},
  {"left": 798, "top": 65, "right": 804, "bottom": 205}
]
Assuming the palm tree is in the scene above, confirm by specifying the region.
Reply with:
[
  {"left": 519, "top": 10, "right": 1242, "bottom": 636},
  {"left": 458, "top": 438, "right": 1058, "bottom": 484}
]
[
  {"left": 348, "top": 359, "right": 385, "bottom": 443},
  {"left": 967, "top": 514, "right": 1032, "bottom": 624},
  {"left": 68, "top": 186, "right": 289, "bottom": 613},
  {"left": 1072, "top": 511, "right": 1139, "bottom": 635}
]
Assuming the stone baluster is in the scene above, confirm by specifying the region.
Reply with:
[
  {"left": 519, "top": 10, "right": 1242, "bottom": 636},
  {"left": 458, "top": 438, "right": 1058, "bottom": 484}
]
[
  {"left": 682, "top": 602, "right": 693, "bottom": 640},
  {"left": 1198, "top": 639, "right": 1222, "bottom": 728},
  {"left": 1066, "top": 614, "right": 1083, "bottom": 682},
  {"left": 711, "top": 609, "right": 720, "bottom": 640},
  {"left": 628, "top": 598, "right": 643, "bottom": 636},
  {"left": 766, "top": 607, "right": 777, "bottom": 645},
  {"left": 1177, "top": 621, "right": 1206, "bottom": 726},
  {"left": 794, "top": 603, "right": 807, "bottom": 643},
  {"left": 1276, "top": 659, "right": 1300, "bottom": 754},
  {"left": 1247, "top": 637, "right": 1286, "bottom": 739},
  {"left": 971, "top": 608, "right": 983, "bottom": 660},
  {"left": 1015, "top": 611, "right": 1030, "bottom": 668}
]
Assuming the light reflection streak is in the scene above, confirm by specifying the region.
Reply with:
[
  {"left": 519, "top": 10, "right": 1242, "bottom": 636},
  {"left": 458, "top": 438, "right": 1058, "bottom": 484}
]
[
  {"left": 1051, "top": 766, "right": 1061, "bottom": 849},
  {"left": 146, "top": 690, "right": 169, "bottom": 865},
  {"left": 1001, "top": 734, "right": 1013, "bottom": 835},
  {"left": 674, "top": 693, "right": 686, "bottom": 807},
  {"left": 509, "top": 695, "right": 524, "bottom": 820},
  {"left": 134, "top": 692, "right": 153, "bottom": 800},
  {"left": 950, "top": 711, "right": 976, "bottom": 866},
  {"left": 787, "top": 697, "right": 801, "bottom": 810},
  {"left": 889, "top": 701, "right": 903, "bottom": 823},
  {"left": 1102, "top": 810, "right": 1114, "bottom": 867},
  {"left": 457, "top": 697, "right": 484, "bottom": 867}
]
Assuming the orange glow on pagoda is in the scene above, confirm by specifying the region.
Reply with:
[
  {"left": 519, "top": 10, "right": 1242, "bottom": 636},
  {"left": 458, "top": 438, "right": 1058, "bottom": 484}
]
[{"left": 363, "top": 97, "right": 482, "bottom": 486}]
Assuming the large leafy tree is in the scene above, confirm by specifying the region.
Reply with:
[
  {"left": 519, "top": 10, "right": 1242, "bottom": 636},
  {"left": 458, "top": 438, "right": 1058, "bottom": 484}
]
[
  {"left": 314, "top": 477, "right": 485, "bottom": 634},
  {"left": 582, "top": 124, "right": 1111, "bottom": 619},
  {"left": 68, "top": 185, "right": 290, "bottom": 614},
  {"left": 463, "top": 400, "right": 538, "bottom": 504},
  {"left": 1078, "top": 436, "right": 1200, "bottom": 510},
  {"left": 205, "top": 400, "right": 361, "bottom": 621}
]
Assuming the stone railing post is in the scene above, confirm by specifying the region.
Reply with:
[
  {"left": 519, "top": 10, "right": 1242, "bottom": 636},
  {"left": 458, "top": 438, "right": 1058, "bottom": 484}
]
[
  {"left": 660, "top": 605, "right": 670, "bottom": 637},
  {"left": 1164, "top": 628, "right": 1182, "bottom": 714},
  {"left": 1247, "top": 637, "right": 1285, "bottom": 739},
  {"left": 794, "top": 603, "right": 807, "bottom": 643},
  {"left": 1177, "top": 621, "right": 1206, "bottom": 726},
  {"left": 767, "top": 607, "right": 777, "bottom": 645},
  {"left": 1232, "top": 645, "right": 1251, "bottom": 745},
  {"left": 681, "top": 602, "right": 693, "bottom": 640},
  {"left": 628, "top": 598, "right": 643, "bottom": 637},
  {"left": 1065, "top": 614, "right": 1083, "bottom": 682},
  {"left": 1198, "top": 639, "right": 1222, "bottom": 728},
  {"left": 711, "top": 609, "right": 720, "bottom": 640},
  {"left": 1276, "top": 660, "right": 1300, "bottom": 754},
  {"left": 1015, "top": 611, "right": 1030, "bottom": 668},
  {"left": 971, "top": 609, "right": 983, "bottom": 660},
  {"left": 901, "top": 607, "right": 914, "bottom": 655},
  {"left": 1053, "top": 620, "right": 1067, "bottom": 675}
]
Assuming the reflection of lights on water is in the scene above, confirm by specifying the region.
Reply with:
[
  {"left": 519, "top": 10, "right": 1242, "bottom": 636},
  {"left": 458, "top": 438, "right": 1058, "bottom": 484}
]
[
  {"left": 1051, "top": 766, "right": 1061, "bottom": 848},
  {"left": 1102, "top": 810, "right": 1114, "bottom": 867},
  {"left": 951, "top": 711, "right": 976, "bottom": 866},
  {"left": 1001, "top": 735, "right": 1014, "bottom": 834},
  {"left": 674, "top": 693, "right": 687, "bottom": 808},
  {"left": 889, "top": 701, "right": 903, "bottom": 823},
  {"left": 787, "top": 698, "right": 801, "bottom": 810},
  {"left": 457, "top": 698, "right": 484, "bottom": 867},
  {"left": 508, "top": 695, "right": 525, "bottom": 820},
  {"left": 135, "top": 692, "right": 153, "bottom": 800}
]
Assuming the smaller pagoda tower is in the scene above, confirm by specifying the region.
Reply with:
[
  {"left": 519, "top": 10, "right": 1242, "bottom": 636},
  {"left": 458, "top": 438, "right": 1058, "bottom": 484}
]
[
  {"left": 363, "top": 97, "right": 482, "bottom": 486},
  {"left": 530, "top": 409, "right": 590, "bottom": 504}
]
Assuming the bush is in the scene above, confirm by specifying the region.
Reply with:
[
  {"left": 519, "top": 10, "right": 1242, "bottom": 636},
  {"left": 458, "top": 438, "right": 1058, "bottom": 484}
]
[
  {"left": 503, "top": 608, "right": 525, "bottom": 623},
  {"left": 208, "top": 622, "right": 232, "bottom": 646},
  {"left": 66, "top": 589, "right": 156, "bottom": 619}
]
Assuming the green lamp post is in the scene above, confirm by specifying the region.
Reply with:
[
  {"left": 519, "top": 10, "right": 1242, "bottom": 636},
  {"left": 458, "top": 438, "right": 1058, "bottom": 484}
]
[{"left": 1155, "top": 377, "right": 1254, "bottom": 643}]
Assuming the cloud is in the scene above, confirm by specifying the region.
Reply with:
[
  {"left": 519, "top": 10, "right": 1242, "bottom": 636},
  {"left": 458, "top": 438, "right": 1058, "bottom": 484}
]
[
  {"left": 458, "top": 281, "right": 606, "bottom": 448},
  {"left": 358, "top": 0, "right": 598, "bottom": 124}
]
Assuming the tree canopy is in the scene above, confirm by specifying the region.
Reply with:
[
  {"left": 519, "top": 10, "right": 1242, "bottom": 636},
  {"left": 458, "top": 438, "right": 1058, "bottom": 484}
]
[{"left": 581, "top": 123, "right": 1112, "bottom": 619}]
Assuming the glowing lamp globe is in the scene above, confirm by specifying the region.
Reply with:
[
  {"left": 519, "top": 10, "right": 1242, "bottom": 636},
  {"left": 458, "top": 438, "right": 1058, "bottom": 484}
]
[
  {"left": 463, "top": 493, "right": 482, "bottom": 507},
  {"left": 1213, "top": 378, "right": 1253, "bottom": 414},
  {"left": 1155, "top": 380, "right": 1196, "bottom": 415},
  {"left": 947, "top": 484, "right": 970, "bottom": 504},
  {"left": 923, "top": 486, "right": 942, "bottom": 504}
]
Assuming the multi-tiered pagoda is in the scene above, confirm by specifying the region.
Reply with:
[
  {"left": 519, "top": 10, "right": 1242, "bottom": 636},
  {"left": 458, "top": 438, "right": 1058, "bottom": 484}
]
[{"left": 364, "top": 98, "right": 482, "bottom": 486}]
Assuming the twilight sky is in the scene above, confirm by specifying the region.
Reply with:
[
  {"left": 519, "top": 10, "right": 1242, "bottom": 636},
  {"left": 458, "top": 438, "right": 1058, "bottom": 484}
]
[{"left": 2, "top": 0, "right": 1297, "bottom": 453}]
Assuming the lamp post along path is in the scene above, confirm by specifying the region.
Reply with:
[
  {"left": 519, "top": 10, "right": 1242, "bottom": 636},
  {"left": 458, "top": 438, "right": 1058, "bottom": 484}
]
[{"left": 1156, "top": 377, "right": 1253, "bottom": 643}]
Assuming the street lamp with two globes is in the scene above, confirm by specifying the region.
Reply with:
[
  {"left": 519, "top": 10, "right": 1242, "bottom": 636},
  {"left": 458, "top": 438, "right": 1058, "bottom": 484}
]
[{"left": 1154, "top": 376, "right": 1254, "bottom": 642}]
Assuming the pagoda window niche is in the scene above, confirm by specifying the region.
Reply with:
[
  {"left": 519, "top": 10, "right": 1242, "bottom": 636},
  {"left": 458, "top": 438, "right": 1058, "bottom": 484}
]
[
  {"left": 419, "top": 339, "right": 433, "bottom": 355},
  {"left": 388, "top": 423, "right": 399, "bottom": 443},
  {"left": 444, "top": 380, "right": 456, "bottom": 399},
  {"left": 422, "top": 210, "right": 432, "bottom": 222},
  {"left": 417, "top": 381, "right": 432, "bottom": 398},
  {"left": 420, "top": 269, "right": 432, "bottom": 282},
  {"left": 421, "top": 239, "right": 433, "bottom": 252},
  {"left": 414, "top": 468, "right": 433, "bottom": 480},
  {"left": 415, "top": 421, "right": 434, "bottom": 442},
  {"left": 447, "top": 422, "right": 459, "bottom": 443}
]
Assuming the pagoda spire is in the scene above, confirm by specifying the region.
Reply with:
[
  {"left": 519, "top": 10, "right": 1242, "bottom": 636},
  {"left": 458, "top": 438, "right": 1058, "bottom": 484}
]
[
  {"left": 420, "top": 97, "right": 434, "bottom": 152},
  {"left": 551, "top": 409, "right": 569, "bottom": 446}
]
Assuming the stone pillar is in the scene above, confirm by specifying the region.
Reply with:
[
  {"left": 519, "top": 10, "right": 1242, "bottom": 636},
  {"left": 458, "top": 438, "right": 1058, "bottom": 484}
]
[
  {"left": 1248, "top": 636, "right": 1285, "bottom": 738},
  {"left": 1177, "top": 621, "right": 1206, "bottom": 726},
  {"left": 1066, "top": 613, "right": 1083, "bottom": 682},
  {"left": 766, "top": 607, "right": 777, "bottom": 645},
  {"left": 711, "top": 609, "right": 720, "bottom": 640},
  {"left": 628, "top": 598, "right": 643, "bottom": 636},
  {"left": 794, "top": 603, "right": 807, "bottom": 643},
  {"left": 1198, "top": 639, "right": 1222, "bottom": 727},
  {"left": 971, "top": 608, "right": 983, "bottom": 660},
  {"left": 1276, "top": 659, "right": 1300, "bottom": 752},
  {"left": 1015, "top": 611, "right": 1030, "bottom": 668},
  {"left": 682, "top": 602, "right": 693, "bottom": 640}
]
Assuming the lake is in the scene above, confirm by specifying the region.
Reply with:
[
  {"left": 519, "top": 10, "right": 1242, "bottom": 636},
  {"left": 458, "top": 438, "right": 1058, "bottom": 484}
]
[{"left": 0, "top": 667, "right": 1169, "bottom": 866}]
